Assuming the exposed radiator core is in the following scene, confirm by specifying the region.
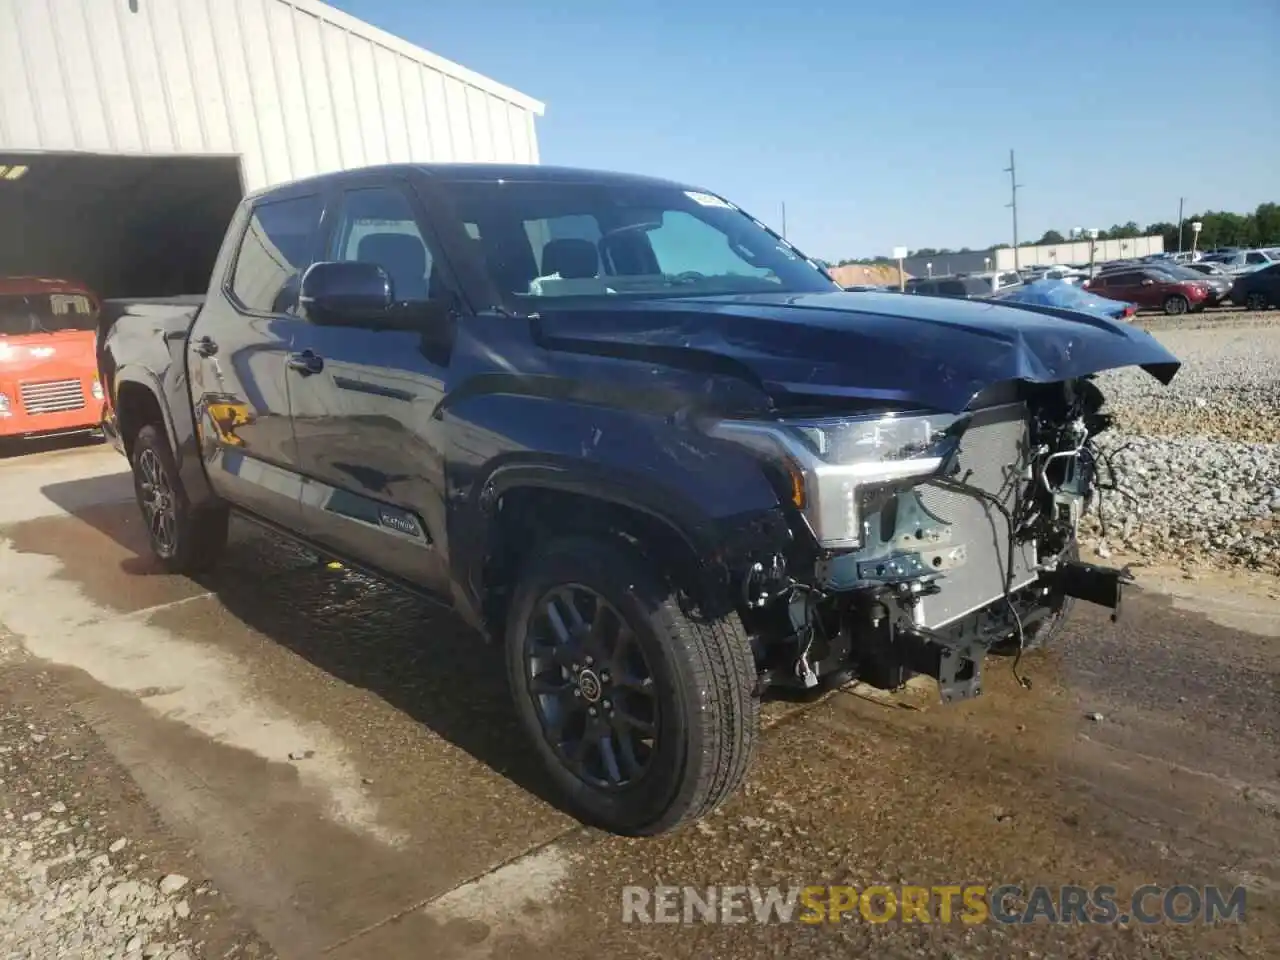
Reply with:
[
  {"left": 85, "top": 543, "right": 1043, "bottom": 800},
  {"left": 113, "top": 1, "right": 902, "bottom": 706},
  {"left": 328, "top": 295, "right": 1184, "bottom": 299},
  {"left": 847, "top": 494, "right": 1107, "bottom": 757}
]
[{"left": 914, "top": 402, "right": 1038, "bottom": 628}]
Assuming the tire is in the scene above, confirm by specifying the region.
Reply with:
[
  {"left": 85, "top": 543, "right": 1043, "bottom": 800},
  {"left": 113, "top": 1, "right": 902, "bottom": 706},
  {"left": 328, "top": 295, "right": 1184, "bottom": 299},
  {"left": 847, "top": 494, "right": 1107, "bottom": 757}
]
[
  {"left": 1246, "top": 292, "right": 1268, "bottom": 312},
  {"left": 130, "top": 424, "right": 228, "bottom": 574},
  {"left": 505, "top": 535, "right": 758, "bottom": 835},
  {"left": 1162, "top": 295, "right": 1189, "bottom": 316}
]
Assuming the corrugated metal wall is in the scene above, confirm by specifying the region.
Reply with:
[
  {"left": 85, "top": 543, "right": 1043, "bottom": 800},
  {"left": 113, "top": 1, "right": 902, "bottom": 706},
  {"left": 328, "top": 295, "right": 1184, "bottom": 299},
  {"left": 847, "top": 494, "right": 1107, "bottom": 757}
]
[
  {"left": 994, "top": 236, "right": 1165, "bottom": 270},
  {"left": 0, "top": 0, "right": 543, "bottom": 190}
]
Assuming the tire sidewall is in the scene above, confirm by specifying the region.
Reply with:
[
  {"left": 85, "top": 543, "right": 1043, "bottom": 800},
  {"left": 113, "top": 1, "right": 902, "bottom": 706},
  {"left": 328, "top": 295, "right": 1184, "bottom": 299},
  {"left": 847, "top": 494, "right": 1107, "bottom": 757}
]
[
  {"left": 504, "top": 538, "right": 695, "bottom": 834},
  {"left": 1163, "top": 295, "right": 1187, "bottom": 316}
]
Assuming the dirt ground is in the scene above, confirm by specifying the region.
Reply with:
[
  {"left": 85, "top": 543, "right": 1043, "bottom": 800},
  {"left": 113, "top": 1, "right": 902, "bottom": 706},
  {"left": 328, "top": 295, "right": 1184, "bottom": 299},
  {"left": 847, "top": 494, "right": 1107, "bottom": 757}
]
[{"left": 0, "top": 439, "right": 1276, "bottom": 959}]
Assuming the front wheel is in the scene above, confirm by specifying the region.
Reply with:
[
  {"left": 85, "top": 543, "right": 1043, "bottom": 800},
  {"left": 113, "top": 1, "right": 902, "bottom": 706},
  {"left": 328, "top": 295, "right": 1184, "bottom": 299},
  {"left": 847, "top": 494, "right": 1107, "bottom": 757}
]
[
  {"left": 505, "top": 536, "right": 758, "bottom": 835},
  {"left": 1163, "top": 295, "right": 1189, "bottom": 316},
  {"left": 131, "top": 424, "right": 229, "bottom": 574},
  {"left": 1246, "top": 292, "right": 1268, "bottom": 311}
]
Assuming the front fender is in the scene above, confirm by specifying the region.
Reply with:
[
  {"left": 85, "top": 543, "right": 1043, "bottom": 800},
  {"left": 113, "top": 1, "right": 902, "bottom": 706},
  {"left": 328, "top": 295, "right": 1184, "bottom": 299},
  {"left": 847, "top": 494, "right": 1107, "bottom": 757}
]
[{"left": 445, "top": 398, "right": 791, "bottom": 624}]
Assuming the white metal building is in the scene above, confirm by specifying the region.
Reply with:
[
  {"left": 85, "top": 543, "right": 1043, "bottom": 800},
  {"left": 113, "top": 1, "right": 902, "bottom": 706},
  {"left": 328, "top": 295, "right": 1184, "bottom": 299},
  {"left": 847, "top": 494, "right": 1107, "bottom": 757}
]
[{"left": 0, "top": 0, "right": 544, "bottom": 297}]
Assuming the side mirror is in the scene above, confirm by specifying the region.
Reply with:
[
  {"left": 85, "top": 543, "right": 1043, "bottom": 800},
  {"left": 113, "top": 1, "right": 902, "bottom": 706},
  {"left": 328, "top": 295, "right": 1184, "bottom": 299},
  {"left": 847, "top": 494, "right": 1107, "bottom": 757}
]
[{"left": 299, "top": 261, "right": 392, "bottom": 325}]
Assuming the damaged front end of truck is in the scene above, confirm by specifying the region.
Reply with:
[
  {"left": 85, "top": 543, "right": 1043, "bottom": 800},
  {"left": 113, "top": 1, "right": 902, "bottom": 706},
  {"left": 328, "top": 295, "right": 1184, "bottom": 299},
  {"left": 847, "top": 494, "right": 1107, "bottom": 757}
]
[
  {"left": 710, "top": 375, "right": 1144, "bottom": 702},
  {"left": 534, "top": 290, "right": 1181, "bottom": 704}
]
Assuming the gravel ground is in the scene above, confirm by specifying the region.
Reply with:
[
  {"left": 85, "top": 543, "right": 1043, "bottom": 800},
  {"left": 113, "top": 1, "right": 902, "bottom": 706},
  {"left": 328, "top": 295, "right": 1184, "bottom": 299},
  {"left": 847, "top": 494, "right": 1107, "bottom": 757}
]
[
  {"left": 0, "top": 633, "right": 274, "bottom": 960},
  {"left": 1085, "top": 313, "right": 1280, "bottom": 574}
]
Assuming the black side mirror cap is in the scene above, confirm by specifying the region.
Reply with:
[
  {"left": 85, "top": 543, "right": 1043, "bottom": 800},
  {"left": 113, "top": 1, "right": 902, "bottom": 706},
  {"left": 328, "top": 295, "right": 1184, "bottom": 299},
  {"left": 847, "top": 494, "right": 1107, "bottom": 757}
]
[{"left": 300, "top": 261, "right": 393, "bottom": 325}]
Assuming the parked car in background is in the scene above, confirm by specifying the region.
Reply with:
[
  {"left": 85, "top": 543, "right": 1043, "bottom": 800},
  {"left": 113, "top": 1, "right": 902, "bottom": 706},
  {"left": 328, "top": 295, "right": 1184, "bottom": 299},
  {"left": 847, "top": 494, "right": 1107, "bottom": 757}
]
[
  {"left": 977, "top": 270, "right": 1024, "bottom": 293},
  {"left": 1230, "top": 262, "right": 1280, "bottom": 310},
  {"left": 1083, "top": 267, "right": 1211, "bottom": 315},
  {"left": 990, "top": 278, "right": 1138, "bottom": 321},
  {"left": 1146, "top": 263, "right": 1232, "bottom": 305},
  {"left": 903, "top": 276, "right": 992, "bottom": 298},
  {"left": 1184, "top": 260, "right": 1234, "bottom": 280},
  {"left": 1200, "top": 249, "right": 1277, "bottom": 274},
  {"left": 0, "top": 277, "right": 105, "bottom": 442},
  {"left": 1040, "top": 267, "right": 1088, "bottom": 284}
]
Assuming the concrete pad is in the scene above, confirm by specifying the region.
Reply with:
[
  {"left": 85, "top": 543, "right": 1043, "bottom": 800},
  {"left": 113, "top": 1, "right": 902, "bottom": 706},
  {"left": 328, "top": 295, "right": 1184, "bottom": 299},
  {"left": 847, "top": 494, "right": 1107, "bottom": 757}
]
[
  {"left": 0, "top": 450, "right": 578, "bottom": 957},
  {"left": 0, "top": 439, "right": 129, "bottom": 524}
]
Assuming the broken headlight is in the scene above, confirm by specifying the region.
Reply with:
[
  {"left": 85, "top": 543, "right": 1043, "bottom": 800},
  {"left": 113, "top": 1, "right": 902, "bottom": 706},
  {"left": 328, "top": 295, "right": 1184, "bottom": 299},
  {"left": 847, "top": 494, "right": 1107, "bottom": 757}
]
[{"left": 705, "top": 412, "right": 965, "bottom": 548}]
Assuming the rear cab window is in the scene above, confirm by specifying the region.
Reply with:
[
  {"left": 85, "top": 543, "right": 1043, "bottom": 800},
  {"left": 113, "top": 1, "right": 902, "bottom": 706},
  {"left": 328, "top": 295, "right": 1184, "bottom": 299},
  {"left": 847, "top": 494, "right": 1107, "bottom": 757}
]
[{"left": 229, "top": 194, "right": 323, "bottom": 314}]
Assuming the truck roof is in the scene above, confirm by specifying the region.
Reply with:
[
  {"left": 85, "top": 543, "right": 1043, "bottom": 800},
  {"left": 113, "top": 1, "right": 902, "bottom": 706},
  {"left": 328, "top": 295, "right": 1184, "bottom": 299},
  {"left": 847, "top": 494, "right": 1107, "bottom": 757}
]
[{"left": 245, "top": 163, "right": 700, "bottom": 202}]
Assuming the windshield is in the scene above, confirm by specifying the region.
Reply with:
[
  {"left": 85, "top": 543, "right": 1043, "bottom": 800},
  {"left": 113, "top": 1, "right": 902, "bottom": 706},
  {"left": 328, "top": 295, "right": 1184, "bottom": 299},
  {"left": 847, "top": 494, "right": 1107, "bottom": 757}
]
[
  {"left": 441, "top": 180, "right": 837, "bottom": 308},
  {"left": 0, "top": 293, "right": 98, "bottom": 336}
]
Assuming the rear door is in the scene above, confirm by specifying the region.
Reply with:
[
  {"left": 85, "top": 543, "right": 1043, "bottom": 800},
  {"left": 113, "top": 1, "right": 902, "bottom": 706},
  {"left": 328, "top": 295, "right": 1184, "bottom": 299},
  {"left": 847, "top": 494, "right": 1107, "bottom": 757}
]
[
  {"left": 287, "top": 176, "right": 458, "bottom": 597},
  {"left": 187, "top": 192, "right": 324, "bottom": 523},
  {"left": 1101, "top": 270, "right": 1149, "bottom": 307}
]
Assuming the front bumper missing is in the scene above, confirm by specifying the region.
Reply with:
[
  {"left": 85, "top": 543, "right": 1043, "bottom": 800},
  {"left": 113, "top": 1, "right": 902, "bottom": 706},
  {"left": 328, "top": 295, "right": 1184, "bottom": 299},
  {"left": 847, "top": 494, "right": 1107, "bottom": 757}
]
[
  {"left": 853, "top": 558, "right": 1134, "bottom": 704},
  {"left": 1053, "top": 557, "right": 1133, "bottom": 620}
]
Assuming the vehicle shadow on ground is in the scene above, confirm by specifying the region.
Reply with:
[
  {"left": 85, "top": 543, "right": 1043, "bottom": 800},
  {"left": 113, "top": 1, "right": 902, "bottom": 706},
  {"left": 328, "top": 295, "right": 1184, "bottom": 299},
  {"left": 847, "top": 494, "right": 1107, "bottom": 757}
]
[
  {"left": 0, "top": 433, "right": 106, "bottom": 460},
  {"left": 37, "top": 474, "right": 565, "bottom": 814}
]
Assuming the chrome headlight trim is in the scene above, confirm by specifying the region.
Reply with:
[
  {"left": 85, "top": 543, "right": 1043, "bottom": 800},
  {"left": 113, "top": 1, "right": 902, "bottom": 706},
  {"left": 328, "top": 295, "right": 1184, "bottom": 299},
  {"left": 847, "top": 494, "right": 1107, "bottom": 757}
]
[{"left": 705, "top": 412, "right": 965, "bottom": 548}]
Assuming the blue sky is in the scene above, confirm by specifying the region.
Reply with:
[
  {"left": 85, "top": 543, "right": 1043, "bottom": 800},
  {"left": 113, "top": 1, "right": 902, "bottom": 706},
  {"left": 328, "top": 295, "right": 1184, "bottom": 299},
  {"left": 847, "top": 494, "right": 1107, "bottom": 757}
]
[{"left": 332, "top": 0, "right": 1279, "bottom": 261}]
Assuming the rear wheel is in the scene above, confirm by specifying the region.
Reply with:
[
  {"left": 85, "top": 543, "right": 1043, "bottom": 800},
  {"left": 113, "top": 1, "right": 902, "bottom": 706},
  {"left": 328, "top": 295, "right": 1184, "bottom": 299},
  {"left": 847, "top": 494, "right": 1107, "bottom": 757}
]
[
  {"left": 1163, "top": 294, "right": 1189, "bottom": 316},
  {"left": 1246, "top": 292, "right": 1268, "bottom": 311},
  {"left": 505, "top": 535, "right": 758, "bottom": 835},
  {"left": 131, "top": 424, "right": 228, "bottom": 574}
]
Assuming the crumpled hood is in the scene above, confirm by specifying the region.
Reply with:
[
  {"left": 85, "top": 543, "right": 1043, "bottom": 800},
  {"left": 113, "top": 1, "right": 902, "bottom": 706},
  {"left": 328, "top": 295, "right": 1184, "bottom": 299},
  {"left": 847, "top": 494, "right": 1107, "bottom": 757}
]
[{"left": 533, "top": 290, "right": 1180, "bottom": 414}]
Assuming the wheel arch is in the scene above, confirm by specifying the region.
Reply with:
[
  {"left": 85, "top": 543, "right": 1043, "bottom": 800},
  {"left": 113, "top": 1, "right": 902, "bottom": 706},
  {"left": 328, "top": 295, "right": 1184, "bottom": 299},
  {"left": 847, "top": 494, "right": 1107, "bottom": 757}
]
[
  {"left": 461, "top": 461, "right": 784, "bottom": 637},
  {"left": 112, "top": 371, "right": 176, "bottom": 459}
]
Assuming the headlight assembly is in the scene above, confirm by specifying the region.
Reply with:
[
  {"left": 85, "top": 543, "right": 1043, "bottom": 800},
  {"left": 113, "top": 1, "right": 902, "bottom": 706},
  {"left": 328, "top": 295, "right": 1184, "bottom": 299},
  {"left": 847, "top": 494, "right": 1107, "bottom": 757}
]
[{"left": 705, "top": 412, "right": 965, "bottom": 548}]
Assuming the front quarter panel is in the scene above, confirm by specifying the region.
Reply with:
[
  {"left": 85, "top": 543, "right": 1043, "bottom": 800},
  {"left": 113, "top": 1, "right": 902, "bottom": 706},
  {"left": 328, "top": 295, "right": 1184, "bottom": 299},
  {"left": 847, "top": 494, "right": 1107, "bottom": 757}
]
[{"left": 440, "top": 314, "right": 786, "bottom": 607}]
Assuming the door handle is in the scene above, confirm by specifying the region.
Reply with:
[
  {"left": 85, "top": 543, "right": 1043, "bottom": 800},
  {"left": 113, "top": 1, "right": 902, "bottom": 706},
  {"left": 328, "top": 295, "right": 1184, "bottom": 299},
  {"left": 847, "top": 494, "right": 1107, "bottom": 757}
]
[
  {"left": 287, "top": 350, "right": 324, "bottom": 375},
  {"left": 192, "top": 335, "right": 218, "bottom": 358}
]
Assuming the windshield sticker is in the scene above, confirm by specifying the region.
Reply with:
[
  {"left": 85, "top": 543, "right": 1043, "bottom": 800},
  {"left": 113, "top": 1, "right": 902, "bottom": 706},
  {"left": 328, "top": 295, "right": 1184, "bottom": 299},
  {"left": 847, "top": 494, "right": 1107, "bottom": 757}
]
[{"left": 685, "top": 191, "right": 735, "bottom": 209}]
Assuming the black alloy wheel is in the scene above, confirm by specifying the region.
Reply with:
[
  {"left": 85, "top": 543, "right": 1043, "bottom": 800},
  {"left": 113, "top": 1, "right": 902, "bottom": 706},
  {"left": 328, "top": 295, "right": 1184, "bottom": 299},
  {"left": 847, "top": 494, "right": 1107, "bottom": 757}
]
[
  {"left": 523, "top": 585, "right": 658, "bottom": 789},
  {"left": 505, "top": 535, "right": 758, "bottom": 835}
]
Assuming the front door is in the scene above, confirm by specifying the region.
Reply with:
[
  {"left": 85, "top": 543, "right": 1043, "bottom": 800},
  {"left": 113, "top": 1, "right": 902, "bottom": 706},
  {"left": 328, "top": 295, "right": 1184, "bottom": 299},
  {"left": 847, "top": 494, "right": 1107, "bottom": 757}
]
[
  {"left": 1100, "top": 270, "right": 1148, "bottom": 308},
  {"left": 187, "top": 193, "right": 322, "bottom": 523},
  {"left": 288, "top": 180, "right": 456, "bottom": 597}
]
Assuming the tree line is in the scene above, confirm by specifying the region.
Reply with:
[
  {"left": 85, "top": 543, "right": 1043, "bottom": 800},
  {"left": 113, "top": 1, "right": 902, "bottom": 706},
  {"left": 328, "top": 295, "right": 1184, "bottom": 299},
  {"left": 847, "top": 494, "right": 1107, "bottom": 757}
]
[{"left": 837, "top": 202, "right": 1280, "bottom": 266}]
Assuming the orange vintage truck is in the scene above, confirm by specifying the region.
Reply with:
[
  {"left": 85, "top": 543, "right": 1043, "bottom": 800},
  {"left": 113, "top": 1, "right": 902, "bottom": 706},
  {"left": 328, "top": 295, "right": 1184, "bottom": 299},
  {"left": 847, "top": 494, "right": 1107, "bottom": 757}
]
[{"left": 0, "top": 277, "right": 106, "bottom": 441}]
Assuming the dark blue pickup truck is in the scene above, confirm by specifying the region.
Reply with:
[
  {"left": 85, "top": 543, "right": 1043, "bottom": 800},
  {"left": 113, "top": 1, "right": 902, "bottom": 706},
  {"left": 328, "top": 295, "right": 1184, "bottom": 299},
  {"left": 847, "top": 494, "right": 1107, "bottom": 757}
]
[{"left": 98, "top": 163, "right": 1179, "bottom": 835}]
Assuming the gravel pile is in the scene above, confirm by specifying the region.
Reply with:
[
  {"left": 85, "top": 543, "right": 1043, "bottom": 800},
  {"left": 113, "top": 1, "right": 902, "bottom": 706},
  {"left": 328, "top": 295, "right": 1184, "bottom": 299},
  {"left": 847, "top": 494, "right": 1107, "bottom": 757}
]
[
  {"left": 0, "top": 712, "right": 206, "bottom": 960},
  {"left": 1086, "top": 320, "right": 1280, "bottom": 574}
]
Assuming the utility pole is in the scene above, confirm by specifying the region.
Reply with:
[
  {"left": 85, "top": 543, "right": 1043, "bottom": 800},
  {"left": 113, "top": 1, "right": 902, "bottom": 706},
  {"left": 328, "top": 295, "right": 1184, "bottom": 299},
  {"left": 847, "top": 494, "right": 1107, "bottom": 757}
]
[
  {"left": 1177, "top": 197, "right": 1185, "bottom": 253},
  {"left": 1004, "top": 149, "right": 1022, "bottom": 271},
  {"left": 780, "top": 202, "right": 787, "bottom": 240}
]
